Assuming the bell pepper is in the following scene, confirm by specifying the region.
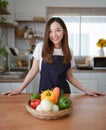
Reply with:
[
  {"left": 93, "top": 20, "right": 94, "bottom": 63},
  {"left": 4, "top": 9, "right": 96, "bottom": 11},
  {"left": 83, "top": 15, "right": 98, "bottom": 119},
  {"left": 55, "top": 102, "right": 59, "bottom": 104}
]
[
  {"left": 57, "top": 96, "right": 72, "bottom": 110},
  {"left": 41, "top": 90, "right": 56, "bottom": 104}
]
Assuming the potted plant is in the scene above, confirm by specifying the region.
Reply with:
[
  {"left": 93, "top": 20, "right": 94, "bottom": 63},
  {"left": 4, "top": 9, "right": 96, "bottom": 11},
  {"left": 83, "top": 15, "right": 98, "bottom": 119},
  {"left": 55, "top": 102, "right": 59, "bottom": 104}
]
[
  {"left": 0, "top": 39, "right": 8, "bottom": 57},
  {"left": 96, "top": 38, "right": 106, "bottom": 56},
  {"left": 0, "top": 38, "right": 8, "bottom": 71},
  {"left": 0, "top": 0, "right": 9, "bottom": 10}
]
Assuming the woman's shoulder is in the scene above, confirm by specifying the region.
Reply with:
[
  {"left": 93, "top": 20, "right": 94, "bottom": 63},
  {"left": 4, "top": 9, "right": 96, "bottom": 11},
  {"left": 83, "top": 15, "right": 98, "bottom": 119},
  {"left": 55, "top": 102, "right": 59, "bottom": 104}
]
[
  {"left": 36, "top": 42, "right": 43, "bottom": 49},
  {"left": 32, "top": 42, "right": 43, "bottom": 58}
]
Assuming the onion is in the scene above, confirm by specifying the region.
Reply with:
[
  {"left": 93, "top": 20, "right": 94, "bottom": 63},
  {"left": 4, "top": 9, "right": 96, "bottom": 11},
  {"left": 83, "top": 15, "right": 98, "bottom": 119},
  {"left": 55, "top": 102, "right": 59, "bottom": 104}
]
[
  {"left": 40, "top": 99, "right": 53, "bottom": 112},
  {"left": 53, "top": 104, "right": 59, "bottom": 112},
  {"left": 36, "top": 104, "right": 42, "bottom": 112}
]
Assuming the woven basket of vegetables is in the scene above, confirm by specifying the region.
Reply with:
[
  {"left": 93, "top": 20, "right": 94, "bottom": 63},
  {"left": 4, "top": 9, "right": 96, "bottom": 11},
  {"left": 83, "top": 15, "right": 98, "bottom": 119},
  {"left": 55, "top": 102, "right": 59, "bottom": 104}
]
[{"left": 26, "top": 87, "right": 73, "bottom": 120}]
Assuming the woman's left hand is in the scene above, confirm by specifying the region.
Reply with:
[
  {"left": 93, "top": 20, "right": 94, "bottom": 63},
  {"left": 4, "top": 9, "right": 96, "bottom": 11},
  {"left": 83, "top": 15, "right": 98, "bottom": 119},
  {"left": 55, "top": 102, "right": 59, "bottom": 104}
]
[{"left": 85, "top": 89, "right": 105, "bottom": 96}]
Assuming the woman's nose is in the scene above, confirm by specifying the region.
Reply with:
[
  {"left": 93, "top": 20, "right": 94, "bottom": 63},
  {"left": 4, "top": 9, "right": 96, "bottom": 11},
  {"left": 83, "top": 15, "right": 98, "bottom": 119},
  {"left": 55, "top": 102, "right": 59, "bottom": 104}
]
[{"left": 52, "top": 31, "right": 56, "bottom": 37}]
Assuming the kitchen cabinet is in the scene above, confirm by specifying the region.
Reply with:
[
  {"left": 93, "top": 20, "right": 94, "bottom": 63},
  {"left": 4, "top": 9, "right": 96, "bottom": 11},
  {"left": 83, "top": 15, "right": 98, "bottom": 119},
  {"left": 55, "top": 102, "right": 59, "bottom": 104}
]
[
  {"left": 69, "top": 72, "right": 106, "bottom": 93},
  {"left": 69, "top": 79, "right": 98, "bottom": 94},
  {"left": 26, "top": 70, "right": 106, "bottom": 94},
  {"left": 0, "top": 83, "right": 10, "bottom": 92},
  {"left": 25, "top": 73, "right": 40, "bottom": 93},
  {"left": 0, "top": 74, "right": 39, "bottom": 94},
  {"left": 1, "top": 71, "right": 105, "bottom": 94},
  {"left": 0, "top": 82, "right": 26, "bottom": 93},
  {"left": 11, "top": 83, "right": 26, "bottom": 93}
]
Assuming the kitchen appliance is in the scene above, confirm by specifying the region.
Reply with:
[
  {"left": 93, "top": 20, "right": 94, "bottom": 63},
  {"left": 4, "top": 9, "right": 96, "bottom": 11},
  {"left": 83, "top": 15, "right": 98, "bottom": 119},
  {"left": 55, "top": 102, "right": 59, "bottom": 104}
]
[
  {"left": 76, "top": 64, "right": 93, "bottom": 70},
  {"left": 92, "top": 57, "right": 106, "bottom": 69}
]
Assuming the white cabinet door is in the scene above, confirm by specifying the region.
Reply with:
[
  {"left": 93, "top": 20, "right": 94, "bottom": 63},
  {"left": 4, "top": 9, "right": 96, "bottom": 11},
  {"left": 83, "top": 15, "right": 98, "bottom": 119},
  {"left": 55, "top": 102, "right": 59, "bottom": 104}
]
[
  {"left": 26, "top": 73, "right": 40, "bottom": 93},
  {"left": 0, "top": 82, "right": 26, "bottom": 94},
  {"left": 69, "top": 79, "right": 98, "bottom": 94},
  {"left": 69, "top": 73, "right": 98, "bottom": 94},
  {"left": 11, "top": 83, "right": 26, "bottom": 93},
  {"left": 0, "top": 83, "right": 11, "bottom": 93}
]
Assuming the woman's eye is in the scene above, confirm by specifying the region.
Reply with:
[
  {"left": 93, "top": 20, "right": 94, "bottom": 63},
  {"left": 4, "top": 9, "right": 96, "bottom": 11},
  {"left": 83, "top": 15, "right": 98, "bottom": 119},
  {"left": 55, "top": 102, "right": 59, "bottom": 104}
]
[
  {"left": 49, "top": 30, "right": 52, "bottom": 33},
  {"left": 56, "top": 29, "right": 60, "bottom": 32}
]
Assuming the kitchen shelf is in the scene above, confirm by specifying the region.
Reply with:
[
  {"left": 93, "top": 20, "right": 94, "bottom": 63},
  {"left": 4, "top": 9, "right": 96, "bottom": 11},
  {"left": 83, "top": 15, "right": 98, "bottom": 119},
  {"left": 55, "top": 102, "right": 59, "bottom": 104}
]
[
  {"left": 0, "top": 22, "right": 17, "bottom": 28},
  {"left": 16, "top": 20, "right": 46, "bottom": 23}
]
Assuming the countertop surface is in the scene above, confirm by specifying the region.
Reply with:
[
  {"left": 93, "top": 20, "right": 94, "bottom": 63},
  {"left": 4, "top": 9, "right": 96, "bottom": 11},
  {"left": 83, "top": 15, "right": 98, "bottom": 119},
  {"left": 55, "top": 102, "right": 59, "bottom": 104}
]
[
  {"left": 0, "top": 94, "right": 106, "bottom": 130},
  {"left": 0, "top": 69, "right": 106, "bottom": 83}
]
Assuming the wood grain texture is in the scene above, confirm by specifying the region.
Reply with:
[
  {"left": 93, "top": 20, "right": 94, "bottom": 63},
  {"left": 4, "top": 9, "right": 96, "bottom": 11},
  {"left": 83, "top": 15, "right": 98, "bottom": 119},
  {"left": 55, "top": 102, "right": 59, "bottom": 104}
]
[{"left": 0, "top": 94, "right": 106, "bottom": 130}]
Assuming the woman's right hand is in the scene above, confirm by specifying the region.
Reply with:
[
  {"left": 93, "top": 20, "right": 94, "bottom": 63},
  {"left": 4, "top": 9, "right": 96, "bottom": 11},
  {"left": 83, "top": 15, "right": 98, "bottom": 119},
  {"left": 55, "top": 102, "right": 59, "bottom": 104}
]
[{"left": 1, "top": 89, "right": 21, "bottom": 96}]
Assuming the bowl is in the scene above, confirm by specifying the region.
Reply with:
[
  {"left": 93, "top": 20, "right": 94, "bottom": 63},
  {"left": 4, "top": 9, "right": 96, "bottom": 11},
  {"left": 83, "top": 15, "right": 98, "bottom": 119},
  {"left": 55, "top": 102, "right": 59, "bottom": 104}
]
[{"left": 26, "top": 103, "right": 73, "bottom": 120}]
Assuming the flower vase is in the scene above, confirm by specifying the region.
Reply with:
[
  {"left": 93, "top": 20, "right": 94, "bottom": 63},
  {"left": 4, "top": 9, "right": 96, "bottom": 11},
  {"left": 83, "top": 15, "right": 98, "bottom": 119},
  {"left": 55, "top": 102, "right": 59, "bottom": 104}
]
[{"left": 98, "top": 48, "right": 105, "bottom": 57}]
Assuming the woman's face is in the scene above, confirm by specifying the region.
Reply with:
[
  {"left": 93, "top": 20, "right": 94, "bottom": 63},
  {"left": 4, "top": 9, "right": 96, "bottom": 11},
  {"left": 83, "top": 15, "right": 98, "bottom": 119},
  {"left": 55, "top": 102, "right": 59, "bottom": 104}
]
[{"left": 49, "top": 21, "right": 64, "bottom": 48}]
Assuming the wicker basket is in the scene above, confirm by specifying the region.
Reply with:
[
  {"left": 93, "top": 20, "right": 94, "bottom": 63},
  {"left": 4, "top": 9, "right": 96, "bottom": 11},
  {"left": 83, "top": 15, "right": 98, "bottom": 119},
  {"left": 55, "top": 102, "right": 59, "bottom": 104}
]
[{"left": 26, "top": 103, "right": 73, "bottom": 120}]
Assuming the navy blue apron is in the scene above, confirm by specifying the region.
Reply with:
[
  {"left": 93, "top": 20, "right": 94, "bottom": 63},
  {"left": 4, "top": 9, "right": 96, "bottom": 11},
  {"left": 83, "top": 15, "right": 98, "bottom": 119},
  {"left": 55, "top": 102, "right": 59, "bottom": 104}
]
[{"left": 39, "top": 56, "right": 71, "bottom": 93}]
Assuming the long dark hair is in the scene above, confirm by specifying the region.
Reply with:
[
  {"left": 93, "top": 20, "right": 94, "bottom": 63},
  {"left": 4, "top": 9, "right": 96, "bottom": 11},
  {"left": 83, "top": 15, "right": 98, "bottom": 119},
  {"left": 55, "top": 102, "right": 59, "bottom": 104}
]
[{"left": 42, "top": 17, "right": 72, "bottom": 64}]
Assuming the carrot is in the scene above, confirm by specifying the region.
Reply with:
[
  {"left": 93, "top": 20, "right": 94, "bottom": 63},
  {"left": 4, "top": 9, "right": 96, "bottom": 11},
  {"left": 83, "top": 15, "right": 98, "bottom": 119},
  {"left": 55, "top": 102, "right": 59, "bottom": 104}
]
[{"left": 53, "top": 87, "right": 60, "bottom": 104}]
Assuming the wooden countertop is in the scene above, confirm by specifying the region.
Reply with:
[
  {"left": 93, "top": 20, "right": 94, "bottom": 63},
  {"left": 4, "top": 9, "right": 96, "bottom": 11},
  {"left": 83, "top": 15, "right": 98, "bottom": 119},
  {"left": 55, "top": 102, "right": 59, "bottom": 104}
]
[{"left": 0, "top": 94, "right": 106, "bottom": 130}]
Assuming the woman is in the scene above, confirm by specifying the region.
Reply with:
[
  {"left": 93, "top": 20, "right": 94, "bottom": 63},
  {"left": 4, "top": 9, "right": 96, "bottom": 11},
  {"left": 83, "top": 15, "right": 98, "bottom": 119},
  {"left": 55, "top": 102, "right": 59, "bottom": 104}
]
[{"left": 2, "top": 17, "right": 105, "bottom": 96}]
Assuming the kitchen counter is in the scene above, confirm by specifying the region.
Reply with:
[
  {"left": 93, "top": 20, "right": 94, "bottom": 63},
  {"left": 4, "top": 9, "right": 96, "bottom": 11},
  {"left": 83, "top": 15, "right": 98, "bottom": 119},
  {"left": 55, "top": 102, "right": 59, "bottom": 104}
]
[
  {"left": 72, "top": 68, "right": 106, "bottom": 73},
  {"left": 0, "top": 77, "right": 25, "bottom": 82},
  {"left": 0, "top": 71, "right": 28, "bottom": 82},
  {"left": 0, "top": 94, "right": 106, "bottom": 130},
  {"left": 0, "top": 69, "right": 106, "bottom": 83}
]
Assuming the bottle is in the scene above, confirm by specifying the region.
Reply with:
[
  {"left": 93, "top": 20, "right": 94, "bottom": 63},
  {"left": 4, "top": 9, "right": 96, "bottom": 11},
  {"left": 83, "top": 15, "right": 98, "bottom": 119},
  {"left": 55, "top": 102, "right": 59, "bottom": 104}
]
[
  {"left": 24, "top": 26, "right": 28, "bottom": 38},
  {"left": 28, "top": 28, "right": 33, "bottom": 38}
]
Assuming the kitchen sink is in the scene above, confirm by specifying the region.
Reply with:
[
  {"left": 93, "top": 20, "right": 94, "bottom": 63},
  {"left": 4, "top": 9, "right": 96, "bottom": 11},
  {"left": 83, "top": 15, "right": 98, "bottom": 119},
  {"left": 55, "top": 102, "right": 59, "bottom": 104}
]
[{"left": 0, "top": 71, "right": 25, "bottom": 79}]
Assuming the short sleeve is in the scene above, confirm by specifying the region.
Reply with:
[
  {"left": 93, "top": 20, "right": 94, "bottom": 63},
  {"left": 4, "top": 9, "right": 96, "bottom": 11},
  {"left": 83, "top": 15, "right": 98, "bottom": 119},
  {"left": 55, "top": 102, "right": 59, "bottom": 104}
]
[
  {"left": 32, "top": 42, "right": 43, "bottom": 60},
  {"left": 70, "top": 48, "right": 76, "bottom": 67}
]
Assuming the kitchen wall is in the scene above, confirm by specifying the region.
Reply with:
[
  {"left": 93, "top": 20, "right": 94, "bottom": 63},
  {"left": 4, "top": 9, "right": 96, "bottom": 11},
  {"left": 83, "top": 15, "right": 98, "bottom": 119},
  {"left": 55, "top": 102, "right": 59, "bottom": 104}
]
[
  {"left": 10, "top": 0, "right": 106, "bottom": 56},
  {"left": 5, "top": 0, "right": 106, "bottom": 46},
  {"left": 5, "top": 0, "right": 106, "bottom": 21},
  {"left": 13, "top": 0, "right": 106, "bottom": 20},
  {"left": 1, "top": 0, "right": 106, "bottom": 70}
]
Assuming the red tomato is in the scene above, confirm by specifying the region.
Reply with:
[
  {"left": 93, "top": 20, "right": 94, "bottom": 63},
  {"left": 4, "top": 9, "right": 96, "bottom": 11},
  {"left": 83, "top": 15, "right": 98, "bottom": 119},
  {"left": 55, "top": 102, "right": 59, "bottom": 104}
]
[{"left": 30, "top": 99, "right": 41, "bottom": 109}]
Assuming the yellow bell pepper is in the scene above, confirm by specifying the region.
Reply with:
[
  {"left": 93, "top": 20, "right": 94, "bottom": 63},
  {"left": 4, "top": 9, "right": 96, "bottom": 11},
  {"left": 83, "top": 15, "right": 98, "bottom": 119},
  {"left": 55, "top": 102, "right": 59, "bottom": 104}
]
[{"left": 41, "top": 90, "right": 56, "bottom": 104}]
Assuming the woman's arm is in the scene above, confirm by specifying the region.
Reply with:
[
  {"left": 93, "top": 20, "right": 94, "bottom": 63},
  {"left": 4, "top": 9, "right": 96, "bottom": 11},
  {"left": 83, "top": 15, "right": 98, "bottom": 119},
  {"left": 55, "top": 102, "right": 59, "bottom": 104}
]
[
  {"left": 66, "top": 68, "right": 105, "bottom": 96},
  {"left": 2, "top": 58, "right": 39, "bottom": 96}
]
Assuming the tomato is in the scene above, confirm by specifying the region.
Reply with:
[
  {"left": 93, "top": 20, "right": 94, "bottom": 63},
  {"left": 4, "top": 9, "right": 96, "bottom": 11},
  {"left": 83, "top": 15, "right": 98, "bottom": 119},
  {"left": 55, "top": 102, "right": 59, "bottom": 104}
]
[{"left": 30, "top": 99, "right": 41, "bottom": 109}]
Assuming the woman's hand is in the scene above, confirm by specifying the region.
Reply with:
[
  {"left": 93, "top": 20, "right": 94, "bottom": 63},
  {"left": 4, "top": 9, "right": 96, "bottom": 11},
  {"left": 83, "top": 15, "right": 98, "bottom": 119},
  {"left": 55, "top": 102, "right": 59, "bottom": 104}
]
[
  {"left": 1, "top": 89, "right": 21, "bottom": 96},
  {"left": 84, "top": 89, "right": 105, "bottom": 96}
]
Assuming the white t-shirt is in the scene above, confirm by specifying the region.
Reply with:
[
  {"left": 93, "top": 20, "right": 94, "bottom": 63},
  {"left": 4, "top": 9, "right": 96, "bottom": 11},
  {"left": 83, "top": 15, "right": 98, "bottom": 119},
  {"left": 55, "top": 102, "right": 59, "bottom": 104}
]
[{"left": 33, "top": 42, "right": 75, "bottom": 71}]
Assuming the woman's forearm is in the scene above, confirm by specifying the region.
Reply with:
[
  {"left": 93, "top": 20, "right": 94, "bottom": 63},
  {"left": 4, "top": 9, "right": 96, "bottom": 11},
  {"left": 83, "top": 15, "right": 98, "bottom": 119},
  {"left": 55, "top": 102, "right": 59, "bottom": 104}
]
[
  {"left": 18, "top": 59, "right": 39, "bottom": 93},
  {"left": 18, "top": 69, "right": 37, "bottom": 92},
  {"left": 66, "top": 68, "right": 105, "bottom": 96},
  {"left": 66, "top": 68, "right": 89, "bottom": 93},
  {"left": 67, "top": 74, "right": 89, "bottom": 93}
]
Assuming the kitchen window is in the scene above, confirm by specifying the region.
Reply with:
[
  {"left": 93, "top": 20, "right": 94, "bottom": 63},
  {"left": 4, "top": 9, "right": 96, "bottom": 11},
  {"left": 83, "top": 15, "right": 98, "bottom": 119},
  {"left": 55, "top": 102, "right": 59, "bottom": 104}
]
[{"left": 47, "top": 7, "right": 106, "bottom": 56}]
